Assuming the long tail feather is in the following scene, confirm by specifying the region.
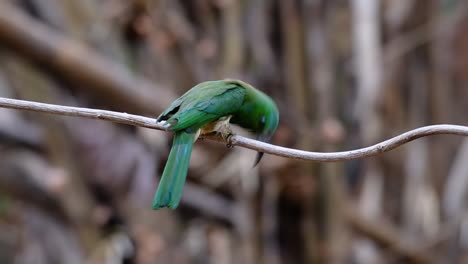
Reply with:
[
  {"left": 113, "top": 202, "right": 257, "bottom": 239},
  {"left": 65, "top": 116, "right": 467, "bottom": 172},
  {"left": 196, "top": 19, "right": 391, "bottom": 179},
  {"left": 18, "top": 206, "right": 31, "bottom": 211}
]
[{"left": 152, "top": 131, "right": 196, "bottom": 209}]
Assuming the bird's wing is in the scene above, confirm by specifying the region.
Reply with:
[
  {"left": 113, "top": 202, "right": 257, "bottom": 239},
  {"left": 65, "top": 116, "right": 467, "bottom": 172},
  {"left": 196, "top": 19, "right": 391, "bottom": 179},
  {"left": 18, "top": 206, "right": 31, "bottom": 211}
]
[
  {"left": 156, "top": 96, "right": 184, "bottom": 123},
  {"left": 167, "top": 84, "right": 245, "bottom": 131},
  {"left": 157, "top": 81, "right": 235, "bottom": 123}
]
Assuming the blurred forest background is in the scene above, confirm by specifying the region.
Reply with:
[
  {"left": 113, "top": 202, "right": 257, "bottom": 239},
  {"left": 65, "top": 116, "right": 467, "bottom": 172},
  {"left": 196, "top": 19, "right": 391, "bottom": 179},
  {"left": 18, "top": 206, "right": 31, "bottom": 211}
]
[{"left": 0, "top": 0, "right": 467, "bottom": 263}]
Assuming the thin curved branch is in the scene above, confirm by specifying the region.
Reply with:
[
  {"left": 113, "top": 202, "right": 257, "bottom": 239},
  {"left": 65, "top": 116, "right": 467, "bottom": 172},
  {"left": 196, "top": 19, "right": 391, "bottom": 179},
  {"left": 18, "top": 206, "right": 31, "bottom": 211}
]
[
  {"left": 0, "top": 97, "right": 467, "bottom": 162},
  {"left": 0, "top": 97, "right": 166, "bottom": 130},
  {"left": 230, "top": 125, "right": 468, "bottom": 161}
]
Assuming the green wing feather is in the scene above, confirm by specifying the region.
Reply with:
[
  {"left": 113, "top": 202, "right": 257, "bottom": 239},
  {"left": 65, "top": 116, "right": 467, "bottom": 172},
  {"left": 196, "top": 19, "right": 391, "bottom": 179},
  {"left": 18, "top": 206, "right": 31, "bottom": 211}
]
[
  {"left": 158, "top": 81, "right": 246, "bottom": 131},
  {"left": 152, "top": 131, "right": 196, "bottom": 209}
]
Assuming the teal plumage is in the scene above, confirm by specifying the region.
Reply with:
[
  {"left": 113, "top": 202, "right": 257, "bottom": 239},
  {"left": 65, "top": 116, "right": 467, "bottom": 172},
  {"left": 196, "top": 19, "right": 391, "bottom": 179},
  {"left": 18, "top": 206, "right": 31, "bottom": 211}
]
[
  {"left": 153, "top": 79, "right": 279, "bottom": 209},
  {"left": 152, "top": 131, "right": 195, "bottom": 209}
]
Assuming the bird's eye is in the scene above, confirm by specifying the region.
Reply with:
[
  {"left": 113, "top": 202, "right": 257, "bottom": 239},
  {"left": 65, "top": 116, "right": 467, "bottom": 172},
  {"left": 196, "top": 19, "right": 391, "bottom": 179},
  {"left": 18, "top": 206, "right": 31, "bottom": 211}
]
[{"left": 260, "top": 116, "right": 266, "bottom": 126}]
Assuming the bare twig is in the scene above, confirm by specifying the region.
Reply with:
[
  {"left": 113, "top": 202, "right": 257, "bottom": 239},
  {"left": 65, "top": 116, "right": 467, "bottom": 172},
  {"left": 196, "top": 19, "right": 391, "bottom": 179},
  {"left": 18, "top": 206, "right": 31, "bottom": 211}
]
[
  {"left": 0, "top": 97, "right": 164, "bottom": 130},
  {"left": 1, "top": 97, "right": 468, "bottom": 162}
]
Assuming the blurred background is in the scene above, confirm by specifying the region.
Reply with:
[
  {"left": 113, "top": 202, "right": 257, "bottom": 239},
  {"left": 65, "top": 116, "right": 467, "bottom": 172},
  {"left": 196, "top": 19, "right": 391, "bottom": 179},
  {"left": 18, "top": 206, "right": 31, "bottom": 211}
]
[{"left": 0, "top": 0, "right": 467, "bottom": 263}]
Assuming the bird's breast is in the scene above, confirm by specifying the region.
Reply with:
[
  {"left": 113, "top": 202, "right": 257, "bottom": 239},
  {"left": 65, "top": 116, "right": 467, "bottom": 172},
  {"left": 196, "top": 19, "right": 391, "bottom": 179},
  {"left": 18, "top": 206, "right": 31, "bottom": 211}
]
[{"left": 200, "top": 115, "right": 232, "bottom": 135}]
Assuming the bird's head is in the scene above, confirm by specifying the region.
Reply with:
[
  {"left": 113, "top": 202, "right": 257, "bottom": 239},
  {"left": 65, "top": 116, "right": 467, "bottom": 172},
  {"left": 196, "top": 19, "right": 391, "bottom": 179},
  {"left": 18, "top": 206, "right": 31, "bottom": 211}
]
[
  {"left": 224, "top": 79, "right": 279, "bottom": 165},
  {"left": 257, "top": 105, "right": 279, "bottom": 143},
  {"left": 254, "top": 96, "right": 279, "bottom": 165}
]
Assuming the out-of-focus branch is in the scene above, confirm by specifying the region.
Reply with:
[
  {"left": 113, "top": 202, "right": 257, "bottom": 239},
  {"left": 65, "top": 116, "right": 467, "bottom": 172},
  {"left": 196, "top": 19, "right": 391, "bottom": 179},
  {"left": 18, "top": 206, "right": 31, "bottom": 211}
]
[
  {"left": 0, "top": 2, "right": 176, "bottom": 115},
  {"left": 1, "top": 97, "right": 468, "bottom": 162},
  {"left": 345, "top": 208, "right": 432, "bottom": 264}
]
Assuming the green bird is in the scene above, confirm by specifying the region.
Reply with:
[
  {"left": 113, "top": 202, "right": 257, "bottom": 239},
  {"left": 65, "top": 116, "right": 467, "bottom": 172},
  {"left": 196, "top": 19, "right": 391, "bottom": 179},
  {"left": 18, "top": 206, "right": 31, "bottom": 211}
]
[{"left": 153, "top": 79, "right": 279, "bottom": 209}]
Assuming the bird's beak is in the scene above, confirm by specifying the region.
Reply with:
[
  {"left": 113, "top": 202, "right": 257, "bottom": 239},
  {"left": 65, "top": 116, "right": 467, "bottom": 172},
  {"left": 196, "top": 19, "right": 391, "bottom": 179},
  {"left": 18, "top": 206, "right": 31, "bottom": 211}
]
[
  {"left": 253, "top": 152, "right": 264, "bottom": 167},
  {"left": 253, "top": 134, "right": 270, "bottom": 167}
]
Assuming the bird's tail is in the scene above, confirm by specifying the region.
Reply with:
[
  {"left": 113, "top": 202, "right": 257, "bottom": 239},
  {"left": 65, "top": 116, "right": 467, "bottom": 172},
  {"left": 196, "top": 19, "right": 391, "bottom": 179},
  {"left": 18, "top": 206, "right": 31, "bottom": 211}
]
[{"left": 152, "top": 131, "right": 196, "bottom": 209}]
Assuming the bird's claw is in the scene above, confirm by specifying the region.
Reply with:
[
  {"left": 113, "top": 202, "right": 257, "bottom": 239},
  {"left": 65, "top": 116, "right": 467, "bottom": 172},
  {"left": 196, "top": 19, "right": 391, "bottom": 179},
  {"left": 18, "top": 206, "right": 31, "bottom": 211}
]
[
  {"left": 218, "top": 125, "right": 234, "bottom": 148},
  {"left": 225, "top": 134, "right": 234, "bottom": 148},
  {"left": 221, "top": 131, "right": 234, "bottom": 148}
]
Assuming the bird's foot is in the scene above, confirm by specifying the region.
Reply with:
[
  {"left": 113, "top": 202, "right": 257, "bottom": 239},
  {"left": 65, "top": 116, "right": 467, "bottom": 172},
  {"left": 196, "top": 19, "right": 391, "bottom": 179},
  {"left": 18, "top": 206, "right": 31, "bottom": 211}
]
[
  {"left": 218, "top": 125, "right": 234, "bottom": 148},
  {"left": 200, "top": 116, "right": 234, "bottom": 148},
  {"left": 225, "top": 135, "right": 234, "bottom": 148}
]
